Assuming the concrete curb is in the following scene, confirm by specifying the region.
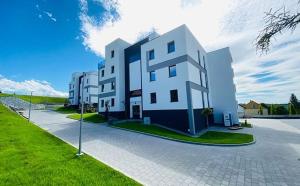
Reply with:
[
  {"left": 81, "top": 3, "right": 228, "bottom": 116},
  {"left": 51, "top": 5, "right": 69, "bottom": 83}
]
[{"left": 109, "top": 125, "right": 256, "bottom": 147}]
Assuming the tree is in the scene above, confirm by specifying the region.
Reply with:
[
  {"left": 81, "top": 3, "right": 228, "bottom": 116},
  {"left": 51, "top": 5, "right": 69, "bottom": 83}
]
[
  {"left": 275, "top": 105, "right": 289, "bottom": 115},
  {"left": 259, "top": 105, "right": 263, "bottom": 115},
  {"left": 290, "top": 93, "right": 299, "bottom": 108},
  {"left": 256, "top": 1, "right": 300, "bottom": 53},
  {"left": 289, "top": 103, "right": 297, "bottom": 115},
  {"left": 201, "top": 108, "right": 213, "bottom": 128},
  {"left": 104, "top": 100, "right": 110, "bottom": 120}
]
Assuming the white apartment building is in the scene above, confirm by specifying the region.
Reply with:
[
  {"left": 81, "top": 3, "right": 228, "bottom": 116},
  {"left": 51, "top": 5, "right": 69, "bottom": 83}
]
[
  {"left": 69, "top": 71, "right": 98, "bottom": 107},
  {"left": 98, "top": 24, "right": 238, "bottom": 135}
]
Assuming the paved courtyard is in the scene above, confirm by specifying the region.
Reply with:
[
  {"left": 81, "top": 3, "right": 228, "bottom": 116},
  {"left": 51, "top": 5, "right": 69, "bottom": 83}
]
[{"left": 24, "top": 110, "right": 300, "bottom": 186}]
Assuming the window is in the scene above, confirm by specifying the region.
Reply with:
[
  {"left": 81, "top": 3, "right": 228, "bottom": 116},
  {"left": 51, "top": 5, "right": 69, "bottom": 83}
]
[
  {"left": 86, "top": 97, "right": 88, "bottom": 102},
  {"left": 148, "top": 49, "right": 155, "bottom": 60},
  {"left": 86, "top": 79, "right": 89, "bottom": 84},
  {"left": 150, "top": 71, "right": 156, "bottom": 81},
  {"left": 111, "top": 98, "right": 115, "bottom": 107},
  {"left": 111, "top": 66, "right": 115, "bottom": 74},
  {"left": 111, "top": 50, "right": 114, "bottom": 58},
  {"left": 150, "top": 92, "right": 156, "bottom": 104},
  {"left": 101, "top": 100, "right": 104, "bottom": 107},
  {"left": 101, "top": 84, "right": 104, "bottom": 92},
  {"left": 203, "top": 56, "right": 206, "bottom": 69},
  {"left": 69, "top": 84, "right": 72, "bottom": 89},
  {"left": 169, "top": 65, "right": 177, "bottom": 77},
  {"left": 73, "top": 85, "right": 74, "bottom": 88},
  {"left": 101, "top": 70, "right": 104, "bottom": 77},
  {"left": 197, "top": 50, "right": 201, "bottom": 64},
  {"left": 86, "top": 88, "right": 89, "bottom": 93},
  {"left": 167, "top": 41, "right": 175, "bottom": 53},
  {"left": 170, "top": 89, "right": 178, "bottom": 102},
  {"left": 111, "top": 82, "right": 115, "bottom": 90}
]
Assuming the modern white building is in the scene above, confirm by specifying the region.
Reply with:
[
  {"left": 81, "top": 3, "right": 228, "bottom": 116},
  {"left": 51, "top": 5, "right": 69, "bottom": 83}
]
[
  {"left": 69, "top": 71, "right": 98, "bottom": 107},
  {"left": 98, "top": 24, "right": 238, "bottom": 135}
]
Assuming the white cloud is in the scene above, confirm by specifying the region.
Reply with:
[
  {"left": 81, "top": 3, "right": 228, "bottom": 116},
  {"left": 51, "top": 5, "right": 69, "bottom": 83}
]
[
  {"left": 79, "top": 0, "right": 300, "bottom": 103},
  {"left": 0, "top": 75, "right": 67, "bottom": 97},
  {"left": 35, "top": 3, "right": 57, "bottom": 22},
  {"left": 44, "top": 11, "right": 57, "bottom": 22}
]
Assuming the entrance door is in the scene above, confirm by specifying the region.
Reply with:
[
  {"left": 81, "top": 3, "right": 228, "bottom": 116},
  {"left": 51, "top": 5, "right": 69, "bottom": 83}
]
[{"left": 132, "top": 105, "right": 140, "bottom": 119}]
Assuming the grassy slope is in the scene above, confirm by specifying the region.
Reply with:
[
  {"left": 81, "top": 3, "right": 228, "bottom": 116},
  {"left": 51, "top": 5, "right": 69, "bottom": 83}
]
[
  {"left": 68, "top": 113, "right": 107, "bottom": 123},
  {"left": 55, "top": 106, "right": 77, "bottom": 114},
  {"left": 0, "top": 93, "right": 67, "bottom": 104},
  {"left": 0, "top": 104, "right": 140, "bottom": 186},
  {"left": 113, "top": 122, "right": 254, "bottom": 144}
]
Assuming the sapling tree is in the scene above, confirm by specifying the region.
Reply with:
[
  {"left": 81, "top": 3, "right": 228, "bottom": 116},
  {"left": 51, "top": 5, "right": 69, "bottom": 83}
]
[{"left": 201, "top": 108, "right": 213, "bottom": 128}]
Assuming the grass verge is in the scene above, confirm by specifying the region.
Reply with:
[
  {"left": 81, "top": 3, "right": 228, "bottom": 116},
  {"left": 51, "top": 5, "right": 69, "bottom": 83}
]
[
  {"left": 113, "top": 122, "right": 254, "bottom": 145},
  {"left": 0, "top": 104, "right": 139, "bottom": 185},
  {"left": 0, "top": 93, "right": 67, "bottom": 104},
  {"left": 55, "top": 106, "right": 77, "bottom": 114},
  {"left": 67, "top": 113, "right": 107, "bottom": 123}
]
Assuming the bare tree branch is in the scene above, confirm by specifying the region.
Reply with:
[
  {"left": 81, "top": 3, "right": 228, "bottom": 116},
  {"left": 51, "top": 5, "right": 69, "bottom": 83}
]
[{"left": 256, "top": 4, "right": 300, "bottom": 54}]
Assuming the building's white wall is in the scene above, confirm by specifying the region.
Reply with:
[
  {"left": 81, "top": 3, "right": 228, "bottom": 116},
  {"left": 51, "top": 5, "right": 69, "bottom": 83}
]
[
  {"left": 141, "top": 25, "right": 189, "bottom": 110},
  {"left": 69, "top": 72, "right": 83, "bottom": 105},
  {"left": 207, "top": 47, "right": 239, "bottom": 124},
  {"left": 98, "top": 38, "right": 130, "bottom": 112},
  {"left": 81, "top": 71, "right": 98, "bottom": 105}
]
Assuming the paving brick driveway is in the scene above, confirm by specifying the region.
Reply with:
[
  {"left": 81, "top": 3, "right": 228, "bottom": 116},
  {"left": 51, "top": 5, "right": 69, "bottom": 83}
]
[{"left": 24, "top": 110, "right": 300, "bottom": 186}]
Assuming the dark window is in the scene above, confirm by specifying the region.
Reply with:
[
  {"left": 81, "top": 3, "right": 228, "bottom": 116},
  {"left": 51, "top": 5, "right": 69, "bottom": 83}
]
[
  {"left": 150, "top": 71, "right": 156, "bottom": 81},
  {"left": 86, "top": 88, "right": 89, "bottom": 92},
  {"left": 111, "top": 82, "right": 115, "bottom": 90},
  {"left": 150, "top": 92, "right": 156, "bottom": 104},
  {"left": 197, "top": 50, "right": 201, "bottom": 64},
  {"left": 69, "top": 84, "right": 71, "bottom": 89},
  {"left": 169, "top": 65, "right": 177, "bottom": 77},
  {"left": 111, "top": 50, "right": 114, "bottom": 58},
  {"left": 101, "top": 84, "right": 104, "bottom": 92},
  {"left": 170, "top": 89, "right": 178, "bottom": 102},
  {"left": 101, "top": 70, "right": 104, "bottom": 77},
  {"left": 111, "top": 66, "right": 115, "bottom": 74},
  {"left": 111, "top": 98, "right": 115, "bottom": 107},
  {"left": 86, "top": 97, "right": 88, "bottom": 102},
  {"left": 167, "top": 41, "right": 175, "bottom": 53},
  {"left": 101, "top": 100, "right": 104, "bottom": 107},
  {"left": 86, "top": 79, "right": 89, "bottom": 84},
  {"left": 148, "top": 49, "right": 155, "bottom": 60}
]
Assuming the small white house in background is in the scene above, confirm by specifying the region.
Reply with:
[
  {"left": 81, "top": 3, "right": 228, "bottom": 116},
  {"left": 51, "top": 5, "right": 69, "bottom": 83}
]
[
  {"left": 69, "top": 71, "right": 98, "bottom": 107},
  {"left": 97, "top": 24, "right": 238, "bottom": 135},
  {"left": 238, "top": 104, "right": 245, "bottom": 118}
]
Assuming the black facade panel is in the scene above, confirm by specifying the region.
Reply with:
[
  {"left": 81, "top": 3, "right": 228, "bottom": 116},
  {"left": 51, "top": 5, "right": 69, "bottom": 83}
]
[
  {"left": 124, "top": 38, "right": 149, "bottom": 118},
  {"left": 193, "top": 108, "right": 214, "bottom": 133},
  {"left": 99, "top": 111, "right": 126, "bottom": 119},
  {"left": 143, "top": 109, "right": 190, "bottom": 133}
]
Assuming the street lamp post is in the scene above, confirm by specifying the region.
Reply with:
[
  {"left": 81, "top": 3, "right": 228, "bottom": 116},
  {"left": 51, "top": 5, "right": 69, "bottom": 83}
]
[
  {"left": 77, "top": 73, "right": 85, "bottom": 156},
  {"left": 28, "top": 91, "right": 33, "bottom": 122}
]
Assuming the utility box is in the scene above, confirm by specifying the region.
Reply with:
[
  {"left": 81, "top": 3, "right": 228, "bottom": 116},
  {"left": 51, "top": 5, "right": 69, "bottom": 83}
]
[
  {"left": 223, "top": 112, "right": 232, "bottom": 127},
  {"left": 143, "top": 117, "right": 151, "bottom": 125}
]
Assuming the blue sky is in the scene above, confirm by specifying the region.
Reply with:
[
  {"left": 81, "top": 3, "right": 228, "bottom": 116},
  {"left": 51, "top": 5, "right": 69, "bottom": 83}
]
[
  {"left": 0, "top": 0, "right": 299, "bottom": 103},
  {"left": 0, "top": 0, "right": 102, "bottom": 95}
]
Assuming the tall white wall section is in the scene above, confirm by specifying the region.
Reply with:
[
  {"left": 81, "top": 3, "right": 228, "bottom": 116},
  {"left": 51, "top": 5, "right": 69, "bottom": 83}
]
[{"left": 207, "top": 47, "right": 238, "bottom": 124}]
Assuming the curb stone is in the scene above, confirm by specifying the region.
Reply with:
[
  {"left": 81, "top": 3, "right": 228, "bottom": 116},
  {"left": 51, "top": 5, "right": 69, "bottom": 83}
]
[{"left": 109, "top": 125, "right": 256, "bottom": 147}]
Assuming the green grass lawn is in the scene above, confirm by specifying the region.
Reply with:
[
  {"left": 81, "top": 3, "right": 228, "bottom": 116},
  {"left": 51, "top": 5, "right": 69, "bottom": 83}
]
[
  {"left": 0, "top": 93, "right": 67, "bottom": 104},
  {"left": 55, "top": 106, "right": 77, "bottom": 114},
  {"left": 0, "top": 104, "right": 140, "bottom": 186},
  {"left": 113, "top": 122, "right": 254, "bottom": 145},
  {"left": 68, "top": 113, "right": 107, "bottom": 123}
]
